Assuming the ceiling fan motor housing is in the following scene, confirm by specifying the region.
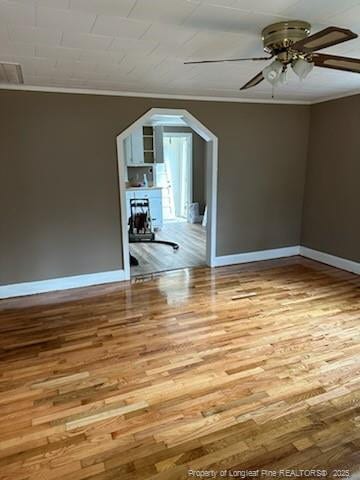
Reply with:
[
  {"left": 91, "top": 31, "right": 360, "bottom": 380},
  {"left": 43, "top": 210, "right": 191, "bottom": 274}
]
[{"left": 262, "top": 20, "right": 311, "bottom": 55}]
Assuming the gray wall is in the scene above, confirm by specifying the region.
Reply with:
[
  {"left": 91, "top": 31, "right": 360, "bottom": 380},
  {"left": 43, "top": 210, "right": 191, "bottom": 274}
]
[
  {"left": 0, "top": 89, "right": 310, "bottom": 284},
  {"left": 163, "top": 126, "right": 206, "bottom": 213},
  {"left": 301, "top": 94, "right": 360, "bottom": 263}
]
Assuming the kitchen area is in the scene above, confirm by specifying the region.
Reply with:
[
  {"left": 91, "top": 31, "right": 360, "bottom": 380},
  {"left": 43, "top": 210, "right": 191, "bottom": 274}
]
[
  {"left": 125, "top": 125, "right": 164, "bottom": 231},
  {"left": 123, "top": 120, "right": 207, "bottom": 277}
]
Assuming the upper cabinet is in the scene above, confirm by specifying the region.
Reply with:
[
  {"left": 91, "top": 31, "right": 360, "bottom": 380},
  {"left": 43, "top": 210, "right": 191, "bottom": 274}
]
[
  {"left": 125, "top": 126, "right": 164, "bottom": 166},
  {"left": 124, "top": 135, "right": 132, "bottom": 165},
  {"left": 125, "top": 127, "right": 144, "bottom": 165}
]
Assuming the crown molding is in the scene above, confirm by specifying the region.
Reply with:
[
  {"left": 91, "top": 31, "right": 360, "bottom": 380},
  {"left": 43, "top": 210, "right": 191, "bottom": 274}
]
[
  {"left": 0, "top": 83, "right": 311, "bottom": 105},
  {"left": 1, "top": 83, "right": 358, "bottom": 106},
  {"left": 311, "top": 89, "right": 360, "bottom": 105}
]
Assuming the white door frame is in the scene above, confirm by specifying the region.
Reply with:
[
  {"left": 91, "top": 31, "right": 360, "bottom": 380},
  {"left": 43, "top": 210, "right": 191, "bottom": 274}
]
[
  {"left": 116, "top": 108, "right": 218, "bottom": 280},
  {"left": 163, "top": 131, "right": 193, "bottom": 220}
]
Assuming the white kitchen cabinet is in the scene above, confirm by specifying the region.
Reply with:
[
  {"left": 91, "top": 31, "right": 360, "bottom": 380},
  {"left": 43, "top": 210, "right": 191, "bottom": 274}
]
[
  {"left": 125, "top": 126, "right": 163, "bottom": 166},
  {"left": 125, "top": 128, "right": 144, "bottom": 165},
  {"left": 124, "top": 136, "right": 132, "bottom": 166},
  {"left": 125, "top": 188, "right": 163, "bottom": 230}
]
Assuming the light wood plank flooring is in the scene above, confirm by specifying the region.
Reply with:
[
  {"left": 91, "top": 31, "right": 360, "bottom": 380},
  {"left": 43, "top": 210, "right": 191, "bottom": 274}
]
[
  {"left": 0, "top": 257, "right": 359, "bottom": 479},
  {"left": 130, "top": 221, "right": 206, "bottom": 276}
]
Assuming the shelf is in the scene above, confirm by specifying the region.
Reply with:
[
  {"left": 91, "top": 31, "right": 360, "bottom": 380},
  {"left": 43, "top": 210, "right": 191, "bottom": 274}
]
[{"left": 143, "top": 126, "right": 153, "bottom": 136}]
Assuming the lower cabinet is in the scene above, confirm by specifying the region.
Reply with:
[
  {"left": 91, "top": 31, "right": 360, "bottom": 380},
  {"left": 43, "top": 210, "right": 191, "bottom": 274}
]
[{"left": 125, "top": 189, "right": 163, "bottom": 230}]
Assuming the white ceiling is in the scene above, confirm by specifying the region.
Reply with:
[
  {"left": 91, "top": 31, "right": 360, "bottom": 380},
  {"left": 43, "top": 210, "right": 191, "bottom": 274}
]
[{"left": 0, "top": 0, "right": 360, "bottom": 102}]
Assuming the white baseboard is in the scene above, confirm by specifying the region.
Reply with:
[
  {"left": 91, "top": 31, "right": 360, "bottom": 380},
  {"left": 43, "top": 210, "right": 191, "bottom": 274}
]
[
  {"left": 1, "top": 246, "right": 357, "bottom": 299},
  {"left": 299, "top": 247, "right": 360, "bottom": 275},
  {"left": 0, "top": 269, "right": 127, "bottom": 299},
  {"left": 214, "top": 246, "right": 300, "bottom": 267}
]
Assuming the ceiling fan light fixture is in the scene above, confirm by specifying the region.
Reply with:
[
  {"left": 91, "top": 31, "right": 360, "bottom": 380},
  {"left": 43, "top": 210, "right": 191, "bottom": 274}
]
[
  {"left": 262, "top": 59, "right": 283, "bottom": 85},
  {"left": 292, "top": 57, "right": 314, "bottom": 80}
]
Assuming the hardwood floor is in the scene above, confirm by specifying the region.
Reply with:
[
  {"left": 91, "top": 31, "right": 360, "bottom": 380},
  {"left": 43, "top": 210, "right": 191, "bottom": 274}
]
[
  {"left": 0, "top": 257, "right": 359, "bottom": 479},
  {"left": 130, "top": 221, "right": 206, "bottom": 276}
]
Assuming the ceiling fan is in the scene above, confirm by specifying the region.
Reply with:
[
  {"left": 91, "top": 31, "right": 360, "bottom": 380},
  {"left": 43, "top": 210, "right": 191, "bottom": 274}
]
[{"left": 185, "top": 21, "right": 360, "bottom": 90}]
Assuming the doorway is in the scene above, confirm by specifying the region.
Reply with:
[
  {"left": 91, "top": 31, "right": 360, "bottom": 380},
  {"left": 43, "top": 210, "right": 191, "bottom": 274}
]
[
  {"left": 161, "top": 132, "right": 192, "bottom": 222},
  {"left": 116, "top": 108, "right": 218, "bottom": 280}
]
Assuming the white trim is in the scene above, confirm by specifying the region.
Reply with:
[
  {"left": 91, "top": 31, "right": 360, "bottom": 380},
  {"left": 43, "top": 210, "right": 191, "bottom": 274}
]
[
  {"left": 312, "top": 90, "right": 360, "bottom": 105},
  {"left": 214, "top": 246, "right": 300, "bottom": 267},
  {"left": 0, "top": 270, "right": 127, "bottom": 299},
  {"left": 2, "top": 247, "right": 357, "bottom": 299},
  {"left": 116, "top": 108, "right": 218, "bottom": 274},
  {"left": 0, "top": 84, "right": 310, "bottom": 105},
  {"left": 300, "top": 247, "right": 360, "bottom": 275},
  {"left": 208, "top": 137, "right": 218, "bottom": 266},
  {"left": 2, "top": 83, "right": 359, "bottom": 106},
  {"left": 117, "top": 135, "right": 131, "bottom": 281}
]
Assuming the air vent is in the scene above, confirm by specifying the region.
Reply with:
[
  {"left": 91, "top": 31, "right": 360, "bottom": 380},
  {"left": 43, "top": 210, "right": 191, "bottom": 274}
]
[{"left": 0, "top": 62, "right": 24, "bottom": 84}]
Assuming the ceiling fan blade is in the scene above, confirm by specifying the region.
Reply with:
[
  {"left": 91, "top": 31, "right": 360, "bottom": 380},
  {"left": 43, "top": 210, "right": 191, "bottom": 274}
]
[
  {"left": 313, "top": 53, "right": 360, "bottom": 73},
  {"left": 293, "top": 26, "right": 358, "bottom": 53},
  {"left": 240, "top": 71, "right": 264, "bottom": 90},
  {"left": 184, "top": 56, "right": 271, "bottom": 65}
]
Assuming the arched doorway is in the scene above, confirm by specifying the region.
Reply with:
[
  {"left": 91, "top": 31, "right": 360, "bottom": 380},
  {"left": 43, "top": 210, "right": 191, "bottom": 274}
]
[{"left": 116, "top": 108, "right": 218, "bottom": 280}]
